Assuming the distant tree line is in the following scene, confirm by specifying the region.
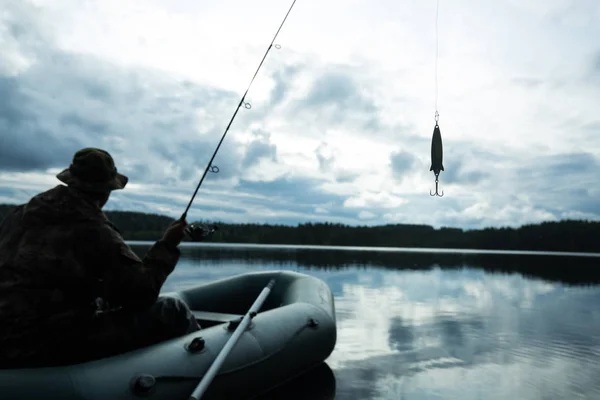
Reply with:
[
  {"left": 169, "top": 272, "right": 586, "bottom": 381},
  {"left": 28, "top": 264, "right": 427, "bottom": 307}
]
[
  {"left": 1, "top": 203, "right": 600, "bottom": 253},
  {"left": 165, "top": 245, "right": 600, "bottom": 286}
]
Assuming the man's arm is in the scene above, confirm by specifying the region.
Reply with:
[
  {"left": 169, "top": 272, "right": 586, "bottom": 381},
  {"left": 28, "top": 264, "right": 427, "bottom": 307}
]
[{"left": 74, "top": 223, "right": 181, "bottom": 311}]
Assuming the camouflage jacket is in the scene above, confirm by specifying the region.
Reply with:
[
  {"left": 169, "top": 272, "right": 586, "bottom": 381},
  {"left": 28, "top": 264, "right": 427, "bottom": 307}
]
[{"left": 0, "top": 185, "right": 180, "bottom": 368}]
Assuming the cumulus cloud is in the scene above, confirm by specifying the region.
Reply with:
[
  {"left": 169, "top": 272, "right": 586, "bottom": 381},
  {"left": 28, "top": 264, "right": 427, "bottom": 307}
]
[{"left": 1, "top": 0, "right": 600, "bottom": 229}]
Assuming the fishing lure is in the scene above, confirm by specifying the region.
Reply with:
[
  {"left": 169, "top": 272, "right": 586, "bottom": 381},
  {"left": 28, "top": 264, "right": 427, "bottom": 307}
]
[{"left": 430, "top": 112, "right": 444, "bottom": 197}]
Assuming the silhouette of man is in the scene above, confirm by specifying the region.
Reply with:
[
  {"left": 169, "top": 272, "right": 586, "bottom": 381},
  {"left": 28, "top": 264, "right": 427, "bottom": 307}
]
[{"left": 0, "top": 148, "right": 200, "bottom": 368}]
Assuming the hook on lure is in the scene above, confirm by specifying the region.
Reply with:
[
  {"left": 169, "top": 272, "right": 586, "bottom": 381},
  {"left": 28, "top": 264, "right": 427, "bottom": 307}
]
[{"left": 430, "top": 174, "right": 443, "bottom": 197}]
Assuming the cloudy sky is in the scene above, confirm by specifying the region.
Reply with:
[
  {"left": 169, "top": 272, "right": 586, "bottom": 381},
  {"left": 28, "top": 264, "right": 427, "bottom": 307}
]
[{"left": 1, "top": 0, "right": 599, "bottom": 229}]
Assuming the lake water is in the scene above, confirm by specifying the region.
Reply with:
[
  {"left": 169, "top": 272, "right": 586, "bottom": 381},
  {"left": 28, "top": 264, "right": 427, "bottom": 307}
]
[{"left": 130, "top": 243, "right": 600, "bottom": 400}]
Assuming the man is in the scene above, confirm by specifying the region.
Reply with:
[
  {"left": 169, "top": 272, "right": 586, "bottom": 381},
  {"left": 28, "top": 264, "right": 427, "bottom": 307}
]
[{"left": 0, "top": 148, "right": 201, "bottom": 369}]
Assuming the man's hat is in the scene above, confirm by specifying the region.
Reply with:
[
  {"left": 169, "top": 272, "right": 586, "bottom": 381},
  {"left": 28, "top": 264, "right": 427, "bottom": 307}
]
[{"left": 56, "top": 148, "right": 129, "bottom": 192}]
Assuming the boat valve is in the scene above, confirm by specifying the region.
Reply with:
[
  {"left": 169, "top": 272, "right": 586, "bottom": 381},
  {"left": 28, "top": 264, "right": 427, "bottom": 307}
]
[
  {"left": 131, "top": 374, "right": 156, "bottom": 396},
  {"left": 227, "top": 316, "right": 243, "bottom": 331},
  {"left": 186, "top": 337, "right": 206, "bottom": 353}
]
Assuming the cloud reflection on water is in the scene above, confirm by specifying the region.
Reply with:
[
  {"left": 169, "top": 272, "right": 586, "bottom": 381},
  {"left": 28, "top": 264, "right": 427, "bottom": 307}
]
[
  {"left": 131, "top": 244, "right": 600, "bottom": 399},
  {"left": 327, "top": 270, "right": 600, "bottom": 399}
]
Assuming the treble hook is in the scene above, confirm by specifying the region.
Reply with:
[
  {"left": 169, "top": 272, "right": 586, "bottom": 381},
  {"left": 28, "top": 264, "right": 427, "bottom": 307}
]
[{"left": 430, "top": 174, "right": 444, "bottom": 197}]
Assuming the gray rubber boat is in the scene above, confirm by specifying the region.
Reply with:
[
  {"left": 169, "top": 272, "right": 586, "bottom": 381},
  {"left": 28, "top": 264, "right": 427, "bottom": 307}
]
[{"left": 0, "top": 270, "right": 337, "bottom": 400}]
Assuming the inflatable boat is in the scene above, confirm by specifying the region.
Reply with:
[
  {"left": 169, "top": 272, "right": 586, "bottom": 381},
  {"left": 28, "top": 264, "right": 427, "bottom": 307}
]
[{"left": 0, "top": 270, "right": 337, "bottom": 400}]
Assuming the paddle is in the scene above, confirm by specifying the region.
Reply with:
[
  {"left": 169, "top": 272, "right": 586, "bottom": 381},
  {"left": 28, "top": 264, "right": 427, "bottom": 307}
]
[{"left": 188, "top": 279, "right": 277, "bottom": 400}]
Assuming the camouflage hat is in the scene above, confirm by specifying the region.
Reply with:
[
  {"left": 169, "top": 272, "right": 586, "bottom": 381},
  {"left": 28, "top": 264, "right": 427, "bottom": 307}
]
[{"left": 56, "top": 148, "right": 129, "bottom": 192}]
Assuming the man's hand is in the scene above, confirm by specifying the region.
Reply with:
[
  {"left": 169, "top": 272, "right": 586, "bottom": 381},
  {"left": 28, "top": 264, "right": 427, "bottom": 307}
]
[{"left": 162, "top": 218, "right": 188, "bottom": 247}]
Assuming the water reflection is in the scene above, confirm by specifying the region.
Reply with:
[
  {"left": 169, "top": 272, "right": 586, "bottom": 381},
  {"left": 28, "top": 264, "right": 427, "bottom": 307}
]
[
  {"left": 328, "top": 276, "right": 600, "bottom": 399},
  {"left": 132, "top": 242, "right": 600, "bottom": 285},
  {"left": 131, "top": 244, "right": 600, "bottom": 399}
]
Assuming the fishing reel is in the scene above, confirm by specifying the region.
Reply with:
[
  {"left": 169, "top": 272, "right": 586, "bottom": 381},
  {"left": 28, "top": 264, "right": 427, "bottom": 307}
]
[{"left": 185, "top": 223, "right": 219, "bottom": 242}]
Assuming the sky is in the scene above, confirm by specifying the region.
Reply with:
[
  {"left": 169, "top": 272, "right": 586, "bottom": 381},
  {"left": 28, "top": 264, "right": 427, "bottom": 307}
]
[{"left": 1, "top": 0, "right": 599, "bottom": 230}]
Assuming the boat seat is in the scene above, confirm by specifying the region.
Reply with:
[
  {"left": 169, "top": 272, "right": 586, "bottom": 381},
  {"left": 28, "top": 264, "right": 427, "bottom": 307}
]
[{"left": 191, "top": 310, "right": 243, "bottom": 323}]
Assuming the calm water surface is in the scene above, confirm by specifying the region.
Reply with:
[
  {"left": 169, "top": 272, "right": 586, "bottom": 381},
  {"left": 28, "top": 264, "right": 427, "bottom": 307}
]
[{"left": 131, "top": 243, "right": 600, "bottom": 400}]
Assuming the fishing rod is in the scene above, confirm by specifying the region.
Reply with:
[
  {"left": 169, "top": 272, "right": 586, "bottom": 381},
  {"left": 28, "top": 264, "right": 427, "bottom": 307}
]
[{"left": 180, "top": 0, "right": 298, "bottom": 223}]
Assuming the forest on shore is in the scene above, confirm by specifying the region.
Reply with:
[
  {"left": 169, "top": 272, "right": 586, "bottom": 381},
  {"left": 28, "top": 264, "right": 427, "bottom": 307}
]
[
  {"left": 1, "top": 203, "right": 600, "bottom": 253},
  {"left": 168, "top": 246, "right": 600, "bottom": 285}
]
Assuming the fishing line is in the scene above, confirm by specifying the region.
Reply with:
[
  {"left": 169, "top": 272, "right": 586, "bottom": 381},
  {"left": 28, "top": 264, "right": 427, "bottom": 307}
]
[
  {"left": 429, "top": 0, "right": 444, "bottom": 197},
  {"left": 434, "top": 0, "right": 439, "bottom": 120},
  {"left": 181, "top": 0, "right": 298, "bottom": 221}
]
